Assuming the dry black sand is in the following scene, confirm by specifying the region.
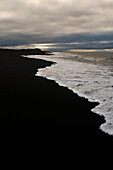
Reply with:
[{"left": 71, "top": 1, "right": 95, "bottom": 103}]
[{"left": 0, "top": 48, "right": 113, "bottom": 152}]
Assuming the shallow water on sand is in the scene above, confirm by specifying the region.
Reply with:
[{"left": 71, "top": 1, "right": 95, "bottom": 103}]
[{"left": 24, "top": 51, "right": 113, "bottom": 136}]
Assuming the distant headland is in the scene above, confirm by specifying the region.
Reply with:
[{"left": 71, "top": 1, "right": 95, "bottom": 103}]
[{"left": 0, "top": 48, "right": 52, "bottom": 56}]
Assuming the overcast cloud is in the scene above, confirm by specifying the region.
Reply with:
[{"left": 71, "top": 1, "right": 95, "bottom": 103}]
[{"left": 0, "top": 0, "right": 113, "bottom": 46}]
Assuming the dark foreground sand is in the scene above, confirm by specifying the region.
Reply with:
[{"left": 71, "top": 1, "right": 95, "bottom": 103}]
[{"left": 0, "top": 48, "right": 113, "bottom": 151}]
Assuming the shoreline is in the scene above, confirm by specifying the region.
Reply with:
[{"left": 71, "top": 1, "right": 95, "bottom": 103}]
[
  {"left": 32, "top": 52, "right": 109, "bottom": 136},
  {"left": 0, "top": 48, "right": 113, "bottom": 151}
]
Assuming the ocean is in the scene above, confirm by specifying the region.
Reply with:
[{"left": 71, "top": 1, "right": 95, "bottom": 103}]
[{"left": 24, "top": 50, "right": 113, "bottom": 136}]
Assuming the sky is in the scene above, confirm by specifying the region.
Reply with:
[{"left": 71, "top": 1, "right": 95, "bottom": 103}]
[{"left": 0, "top": 0, "right": 113, "bottom": 49}]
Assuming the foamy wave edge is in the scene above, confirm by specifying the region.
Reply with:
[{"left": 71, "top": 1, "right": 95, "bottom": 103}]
[
  {"left": 36, "top": 60, "right": 113, "bottom": 136},
  {"left": 23, "top": 54, "right": 112, "bottom": 136}
]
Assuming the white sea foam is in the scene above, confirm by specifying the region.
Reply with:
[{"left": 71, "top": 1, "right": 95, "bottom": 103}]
[{"left": 24, "top": 52, "right": 113, "bottom": 136}]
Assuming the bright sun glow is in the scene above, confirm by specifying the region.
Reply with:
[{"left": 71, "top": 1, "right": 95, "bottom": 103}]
[{"left": 34, "top": 43, "right": 54, "bottom": 50}]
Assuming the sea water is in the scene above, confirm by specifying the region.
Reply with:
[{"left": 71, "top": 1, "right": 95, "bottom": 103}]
[{"left": 24, "top": 51, "right": 113, "bottom": 135}]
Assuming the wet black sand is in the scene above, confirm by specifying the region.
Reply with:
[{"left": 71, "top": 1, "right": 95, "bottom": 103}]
[{"left": 0, "top": 48, "right": 113, "bottom": 152}]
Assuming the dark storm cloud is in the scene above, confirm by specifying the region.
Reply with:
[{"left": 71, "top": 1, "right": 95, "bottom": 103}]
[{"left": 0, "top": 0, "right": 113, "bottom": 46}]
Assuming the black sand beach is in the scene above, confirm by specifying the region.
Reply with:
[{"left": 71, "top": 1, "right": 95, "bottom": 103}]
[{"left": 0, "top": 48, "right": 113, "bottom": 151}]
